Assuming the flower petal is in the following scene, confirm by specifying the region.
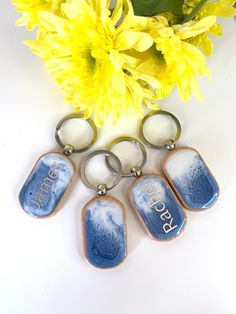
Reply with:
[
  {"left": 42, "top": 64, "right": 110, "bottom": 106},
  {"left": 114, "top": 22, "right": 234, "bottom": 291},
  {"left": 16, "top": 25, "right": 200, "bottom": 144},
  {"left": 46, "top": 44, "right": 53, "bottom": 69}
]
[
  {"left": 116, "top": 30, "right": 153, "bottom": 52},
  {"left": 174, "top": 16, "right": 216, "bottom": 40}
]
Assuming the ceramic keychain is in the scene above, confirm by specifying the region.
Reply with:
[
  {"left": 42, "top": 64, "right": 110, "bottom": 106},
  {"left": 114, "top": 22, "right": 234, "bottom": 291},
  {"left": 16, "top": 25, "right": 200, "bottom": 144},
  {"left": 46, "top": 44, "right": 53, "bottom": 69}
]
[
  {"left": 19, "top": 113, "right": 97, "bottom": 218},
  {"left": 80, "top": 150, "right": 127, "bottom": 269},
  {"left": 106, "top": 137, "right": 186, "bottom": 241},
  {"left": 139, "top": 110, "right": 219, "bottom": 211}
]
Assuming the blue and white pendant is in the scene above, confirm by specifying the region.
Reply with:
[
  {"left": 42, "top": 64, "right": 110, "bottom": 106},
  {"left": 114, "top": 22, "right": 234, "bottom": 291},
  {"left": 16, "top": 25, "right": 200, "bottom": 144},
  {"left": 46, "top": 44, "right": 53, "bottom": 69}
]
[
  {"left": 19, "top": 152, "right": 75, "bottom": 218},
  {"left": 162, "top": 147, "right": 219, "bottom": 211},
  {"left": 82, "top": 196, "right": 127, "bottom": 269},
  {"left": 129, "top": 175, "right": 186, "bottom": 241}
]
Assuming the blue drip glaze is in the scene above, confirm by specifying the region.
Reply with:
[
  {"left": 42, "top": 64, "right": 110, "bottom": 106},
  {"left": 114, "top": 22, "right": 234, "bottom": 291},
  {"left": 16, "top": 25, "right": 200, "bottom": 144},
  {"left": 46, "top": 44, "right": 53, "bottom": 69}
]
[
  {"left": 19, "top": 153, "right": 74, "bottom": 218},
  {"left": 130, "top": 175, "right": 186, "bottom": 241},
  {"left": 83, "top": 197, "right": 127, "bottom": 268},
  {"left": 163, "top": 148, "right": 219, "bottom": 210}
]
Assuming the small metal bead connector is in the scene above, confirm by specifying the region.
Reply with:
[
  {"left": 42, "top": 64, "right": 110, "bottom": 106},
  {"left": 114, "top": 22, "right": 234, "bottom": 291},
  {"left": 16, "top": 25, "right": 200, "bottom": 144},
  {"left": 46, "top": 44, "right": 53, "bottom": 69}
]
[
  {"left": 97, "top": 183, "right": 108, "bottom": 196},
  {"left": 131, "top": 166, "right": 142, "bottom": 178},
  {"left": 165, "top": 140, "right": 176, "bottom": 151},
  {"left": 63, "top": 144, "right": 75, "bottom": 156}
]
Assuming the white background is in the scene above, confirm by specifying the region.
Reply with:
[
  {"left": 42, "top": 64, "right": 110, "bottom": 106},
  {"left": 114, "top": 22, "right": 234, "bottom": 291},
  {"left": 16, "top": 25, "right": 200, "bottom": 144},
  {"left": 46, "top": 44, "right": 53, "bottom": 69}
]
[{"left": 1, "top": 2, "right": 236, "bottom": 314}]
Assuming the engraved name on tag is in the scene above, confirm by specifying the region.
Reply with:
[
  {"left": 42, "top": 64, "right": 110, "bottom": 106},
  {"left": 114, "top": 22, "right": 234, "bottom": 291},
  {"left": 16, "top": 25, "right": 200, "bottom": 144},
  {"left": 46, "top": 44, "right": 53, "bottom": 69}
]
[
  {"left": 19, "top": 153, "right": 75, "bottom": 218},
  {"left": 129, "top": 175, "right": 186, "bottom": 241}
]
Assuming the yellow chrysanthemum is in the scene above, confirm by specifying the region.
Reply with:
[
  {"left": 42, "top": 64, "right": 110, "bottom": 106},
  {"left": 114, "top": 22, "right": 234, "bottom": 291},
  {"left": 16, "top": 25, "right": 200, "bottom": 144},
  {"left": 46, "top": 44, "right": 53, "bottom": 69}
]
[
  {"left": 183, "top": 0, "right": 236, "bottom": 55},
  {"left": 12, "top": 0, "right": 66, "bottom": 30},
  {"left": 123, "top": 47, "right": 173, "bottom": 102},
  {"left": 146, "top": 16, "right": 216, "bottom": 101},
  {"left": 25, "top": 0, "right": 161, "bottom": 126}
]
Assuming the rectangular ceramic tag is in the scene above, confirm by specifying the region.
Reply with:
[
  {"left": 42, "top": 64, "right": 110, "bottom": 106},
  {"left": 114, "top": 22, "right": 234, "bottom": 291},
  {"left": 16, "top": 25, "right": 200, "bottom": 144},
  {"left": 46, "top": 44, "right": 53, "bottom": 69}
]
[
  {"left": 82, "top": 195, "right": 127, "bottom": 269},
  {"left": 19, "top": 152, "right": 75, "bottom": 218},
  {"left": 162, "top": 147, "right": 219, "bottom": 211}
]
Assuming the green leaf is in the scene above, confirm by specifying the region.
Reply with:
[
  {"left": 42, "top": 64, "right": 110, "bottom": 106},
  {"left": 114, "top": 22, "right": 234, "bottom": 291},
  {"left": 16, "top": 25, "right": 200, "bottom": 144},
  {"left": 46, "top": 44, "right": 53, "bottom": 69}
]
[
  {"left": 132, "top": 0, "right": 184, "bottom": 17},
  {"left": 182, "top": 0, "right": 207, "bottom": 23}
]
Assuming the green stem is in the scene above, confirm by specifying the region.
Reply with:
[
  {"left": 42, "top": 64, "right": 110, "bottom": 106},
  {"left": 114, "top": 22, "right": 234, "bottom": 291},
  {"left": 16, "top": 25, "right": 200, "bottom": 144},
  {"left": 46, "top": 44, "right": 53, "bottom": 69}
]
[{"left": 182, "top": 0, "right": 208, "bottom": 23}]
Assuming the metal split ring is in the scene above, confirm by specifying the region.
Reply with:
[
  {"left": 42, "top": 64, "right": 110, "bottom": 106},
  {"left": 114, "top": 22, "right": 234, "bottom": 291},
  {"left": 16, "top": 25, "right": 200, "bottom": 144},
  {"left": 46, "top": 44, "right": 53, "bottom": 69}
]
[
  {"left": 80, "top": 150, "right": 122, "bottom": 195},
  {"left": 139, "top": 110, "right": 181, "bottom": 150},
  {"left": 55, "top": 113, "right": 97, "bottom": 155},
  {"left": 106, "top": 136, "right": 147, "bottom": 178}
]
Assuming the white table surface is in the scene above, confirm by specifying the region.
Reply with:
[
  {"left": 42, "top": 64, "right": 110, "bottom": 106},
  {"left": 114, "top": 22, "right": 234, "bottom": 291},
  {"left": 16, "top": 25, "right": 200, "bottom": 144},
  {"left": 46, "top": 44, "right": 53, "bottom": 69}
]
[{"left": 1, "top": 2, "right": 236, "bottom": 314}]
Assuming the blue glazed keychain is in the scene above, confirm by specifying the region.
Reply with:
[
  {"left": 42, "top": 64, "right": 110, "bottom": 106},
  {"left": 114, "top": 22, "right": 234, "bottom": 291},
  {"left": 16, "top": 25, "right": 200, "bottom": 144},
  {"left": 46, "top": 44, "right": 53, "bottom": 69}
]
[
  {"left": 80, "top": 150, "right": 127, "bottom": 269},
  {"left": 19, "top": 114, "right": 97, "bottom": 218},
  {"left": 139, "top": 111, "right": 219, "bottom": 211},
  {"left": 106, "top": 137, "right": 186, "bottom": 241}
]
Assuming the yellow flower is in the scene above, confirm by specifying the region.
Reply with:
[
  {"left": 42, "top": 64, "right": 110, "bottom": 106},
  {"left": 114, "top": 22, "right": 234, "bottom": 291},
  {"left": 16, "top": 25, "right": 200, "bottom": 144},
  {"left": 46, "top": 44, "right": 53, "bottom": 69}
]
[
  {"left": 25, "top": 0, "right": 160, "bottom": 126},
  {"left": 124, "top": 47, "right": 174, "bottom": 102},
  {"left": 12, "top": 0, "right": 66, "bottom": 30},
  {"left": 183, "top": 0, "right": 236, "bottom": 55},
  {"left": 147, "top": 16, "right": 216, "bottom": 101}
]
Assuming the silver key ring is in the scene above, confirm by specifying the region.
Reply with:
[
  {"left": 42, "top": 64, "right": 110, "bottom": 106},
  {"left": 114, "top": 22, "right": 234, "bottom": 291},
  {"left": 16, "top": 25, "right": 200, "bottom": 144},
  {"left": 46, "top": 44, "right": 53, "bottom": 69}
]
[
  {"left": 106, "top": 137, "right": 147, "bottom": 178},
  {"left": 55, "top": 113, "right": 97, "bottom": 155},
  {"left": 139, "top": 110, "right": 181, "bottom": 150},
  {"left": 80, "top": 150, "right": 122, "bottom": 195}
]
